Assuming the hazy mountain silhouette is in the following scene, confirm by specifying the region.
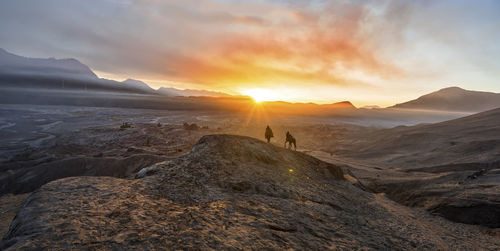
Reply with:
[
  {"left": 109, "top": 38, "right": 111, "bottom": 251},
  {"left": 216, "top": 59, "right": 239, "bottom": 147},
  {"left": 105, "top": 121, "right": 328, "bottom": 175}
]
[
  {"left": 391, "top": 87, "right": 500, "bottom": 112},
  {"left": 324, "top": 101, "right": 355, "bottom": 109},
  {"left": 0, "top": 48, "right": 236, "bottom": 98},
  {"left": 0, "top": 48, "right": 97, "bottom": 79},
  {"left": 123, "top": 79, "right": 231, "bottom": 98},
  {"left": 0, "top": 48, "right": 158, "bottom": 94},
  {"left": 121, "top": 78, "right": 156, "bottom": 92},
  {"left": 157, "top": 86, "right": 231, "bottom": 97}
]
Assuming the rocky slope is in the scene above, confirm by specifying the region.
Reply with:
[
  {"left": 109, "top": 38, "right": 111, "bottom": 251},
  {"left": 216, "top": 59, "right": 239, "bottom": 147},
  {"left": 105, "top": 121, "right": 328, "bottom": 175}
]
[
  {"left": 0, "top": 154, "right": 167, "bottom": 195},
  {"left": 2, "top": 135, "right": 498, "bottom": 250},
  {"left": 323, "top": 107, "right": 500, "bottom": 228},
  {"left": 339, "top": 107, "right": 500, "bottom": 169}
]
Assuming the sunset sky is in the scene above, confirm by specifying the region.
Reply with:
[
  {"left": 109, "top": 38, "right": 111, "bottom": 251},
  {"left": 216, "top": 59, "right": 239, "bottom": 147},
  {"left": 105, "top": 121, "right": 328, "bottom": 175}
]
[{"left": 1, "top": 0, "right": 499, "bottom": 106}]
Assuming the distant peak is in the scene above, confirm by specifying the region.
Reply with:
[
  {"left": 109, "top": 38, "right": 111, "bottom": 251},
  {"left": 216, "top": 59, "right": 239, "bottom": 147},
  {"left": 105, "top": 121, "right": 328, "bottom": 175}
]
[
  {"left": 335, "top": 101, "right": 353, "bottom": 105},
  {"left": 121, "top": 78, "right": 154, "bottom": 91},
  {"left": 0, "top": 48, "right": 16, "bottom": 56},
  {"left": 330, "top": 101, "right": 356, "bottom": 108},
  {"left": 63, "top": 58, "right": 80, "bottom": 63},
  {"left": 428, "top": 86, "right": 470, "bottom": 96},
  {"left": 0, "top": 48, "right": 98, "bottom": 78},
  {"left": 438, "top": 86, "right": 465, "bottom": 92},
  {"left": 390, "top": 85, "right": 500, "bottom": 112},
  {"left": 122, "top": 78, "right": 145, "bottom": 84}
]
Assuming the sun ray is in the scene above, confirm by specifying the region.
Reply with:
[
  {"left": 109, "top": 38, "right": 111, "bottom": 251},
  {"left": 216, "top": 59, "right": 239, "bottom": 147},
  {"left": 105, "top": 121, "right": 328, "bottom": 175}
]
[{"left": 244, "top": 99, "right": 270, "bottom": 127}]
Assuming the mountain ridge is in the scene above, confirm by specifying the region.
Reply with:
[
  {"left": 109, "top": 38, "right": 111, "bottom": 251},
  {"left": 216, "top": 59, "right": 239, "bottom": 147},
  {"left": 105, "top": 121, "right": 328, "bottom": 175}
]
[
  {"left": 121, "top": 78, "right": 156, "bottom": 92},
  {"left": 157, "top": 86, "right": 231, "bottom": 98},
  {"left": 391, "top": 86, "right": 500, "bottom": 112},
  {"left": 0, "top": 48, "right": 229, "bottom": 97},
  {"left": 3, "top": 48, "right": 500, "bottom": 112},
  {"left": 0, "top": 48, "right": 97, "bottom": 79}
]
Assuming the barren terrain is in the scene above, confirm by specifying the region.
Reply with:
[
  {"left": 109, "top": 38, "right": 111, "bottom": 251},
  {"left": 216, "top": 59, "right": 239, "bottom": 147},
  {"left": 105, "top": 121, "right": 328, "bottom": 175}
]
[
  {"left": 1, "top": 104, "right": 499, "bottom": 249},
  {"left": 2, "top": 135, "right": 499, "bottom": 250}
]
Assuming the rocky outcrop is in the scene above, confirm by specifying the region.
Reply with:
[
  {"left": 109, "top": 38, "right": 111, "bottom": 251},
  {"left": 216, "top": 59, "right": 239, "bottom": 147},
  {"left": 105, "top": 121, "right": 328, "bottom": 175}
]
[
  {"left": 1, "top": 135, "right": 499, "bottom": 250},
  {"left": 0, "top": 154, "right": 167, "bottom": 195}
]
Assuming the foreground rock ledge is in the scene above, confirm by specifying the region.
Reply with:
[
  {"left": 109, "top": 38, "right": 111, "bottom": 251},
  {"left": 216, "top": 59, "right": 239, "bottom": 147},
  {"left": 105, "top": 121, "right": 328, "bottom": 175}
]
[{"left": 1, "top": 135, "right": 499, "bottom": 250}]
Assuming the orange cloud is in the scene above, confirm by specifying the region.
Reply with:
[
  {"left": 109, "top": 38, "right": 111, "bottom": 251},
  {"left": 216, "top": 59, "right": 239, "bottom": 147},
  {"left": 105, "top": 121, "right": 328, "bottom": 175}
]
[
  {"left": 73, "top": 1, "right": 404, "bottom": 93},
  {"left": 155, "top": 24, "right": 401, "bottom": 90}
]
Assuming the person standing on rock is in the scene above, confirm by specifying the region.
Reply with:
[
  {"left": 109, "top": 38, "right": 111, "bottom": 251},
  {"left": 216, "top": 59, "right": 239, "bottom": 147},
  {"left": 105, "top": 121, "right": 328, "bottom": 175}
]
[{"left": 265, "top": 125, "right": 274, "bottom": 143}]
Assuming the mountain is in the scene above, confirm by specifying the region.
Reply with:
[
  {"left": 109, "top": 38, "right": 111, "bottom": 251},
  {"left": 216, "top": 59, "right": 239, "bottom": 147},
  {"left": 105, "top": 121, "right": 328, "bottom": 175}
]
[
  {"left": 0, "top": 48, "right": 236, "bottom": 98},
  {"left": 121, "top": 78, "right": 155, "bottom": 92},
  {"left": 391, "top": 86, "right": 500, "bottom": 112},
  {"left": 123, "top": 80, "right": 232, "bottom": 97},
  {"left": 2, "top": 135, "right": 498, "bottom": 250},
  {"left": 325, "top": 101, "right": 356, "bottom": 109},
  {"left": 157, "top": 86, "right": 231, "bottom": 97},
  {"left": 0, "top": 48, "right": 97, "bottom": 79},
  {"left": 0, "top": 48, "right": 157, "bottom": 94},
  {"left": 251, "top": 100, "right": 356, "bottom": 116}
]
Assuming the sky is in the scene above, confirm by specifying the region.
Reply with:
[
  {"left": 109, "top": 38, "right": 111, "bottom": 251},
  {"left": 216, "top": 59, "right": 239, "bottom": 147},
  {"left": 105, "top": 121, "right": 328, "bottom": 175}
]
[{"left": 1, "top": 0, "right": 499, "bottom": 107}]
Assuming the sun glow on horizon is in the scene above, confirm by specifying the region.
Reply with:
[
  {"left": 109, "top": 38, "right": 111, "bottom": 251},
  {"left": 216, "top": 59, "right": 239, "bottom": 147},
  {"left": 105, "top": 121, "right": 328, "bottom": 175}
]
[{"left": 241, "top": 88, "right": 280, "bottom": 103}]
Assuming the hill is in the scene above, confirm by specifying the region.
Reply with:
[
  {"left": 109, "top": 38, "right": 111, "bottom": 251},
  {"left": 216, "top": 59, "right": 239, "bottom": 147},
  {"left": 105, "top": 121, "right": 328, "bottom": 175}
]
[
  {"left": 330, "top": 108, "right": 500, "bottom": 228},
  {"left": 344, "top": 107, "right": 500, "bottom": 168},
  {"left": 390, "top": 87, "right": 500, "bottom": 112},
  {"left": 1, "top": 135, "right": 498, "bottom": 250}
]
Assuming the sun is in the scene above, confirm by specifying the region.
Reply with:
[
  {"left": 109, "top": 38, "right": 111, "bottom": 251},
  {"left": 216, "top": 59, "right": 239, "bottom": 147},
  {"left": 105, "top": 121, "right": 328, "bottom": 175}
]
[{"left": 241, "top": 88, "right": 276, "bottom": 103}]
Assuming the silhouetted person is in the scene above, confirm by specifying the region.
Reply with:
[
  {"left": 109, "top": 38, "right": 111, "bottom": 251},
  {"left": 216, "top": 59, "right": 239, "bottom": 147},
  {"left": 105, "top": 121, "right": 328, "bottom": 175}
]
[
  {"left": 285, "top": 131, "right": 296, "bottom": 150},
  {"left": 265, "top": 125, "right": 274, "bottom": 143}
]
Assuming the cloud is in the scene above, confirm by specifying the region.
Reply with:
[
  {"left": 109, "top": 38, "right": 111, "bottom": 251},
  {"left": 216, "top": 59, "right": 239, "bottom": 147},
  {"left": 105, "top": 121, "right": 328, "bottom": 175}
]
[
  {"left": 158, "top": 1, "right": 405, "bottom": 89},
  {"left": 1, "top": 0, "right": 499, "bottom": 101},
  {"left": 0, "top": 1, "right": 397, "bottom": 84},
  {"left": 90, "top": 0, "right": 404, "bottom": 89}
]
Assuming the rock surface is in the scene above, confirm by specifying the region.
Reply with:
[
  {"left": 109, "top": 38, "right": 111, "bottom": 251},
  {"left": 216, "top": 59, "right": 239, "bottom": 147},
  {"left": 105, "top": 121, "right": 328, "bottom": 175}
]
[{"left": 2, "top": 135, "right": 499, "bottom": 250}]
